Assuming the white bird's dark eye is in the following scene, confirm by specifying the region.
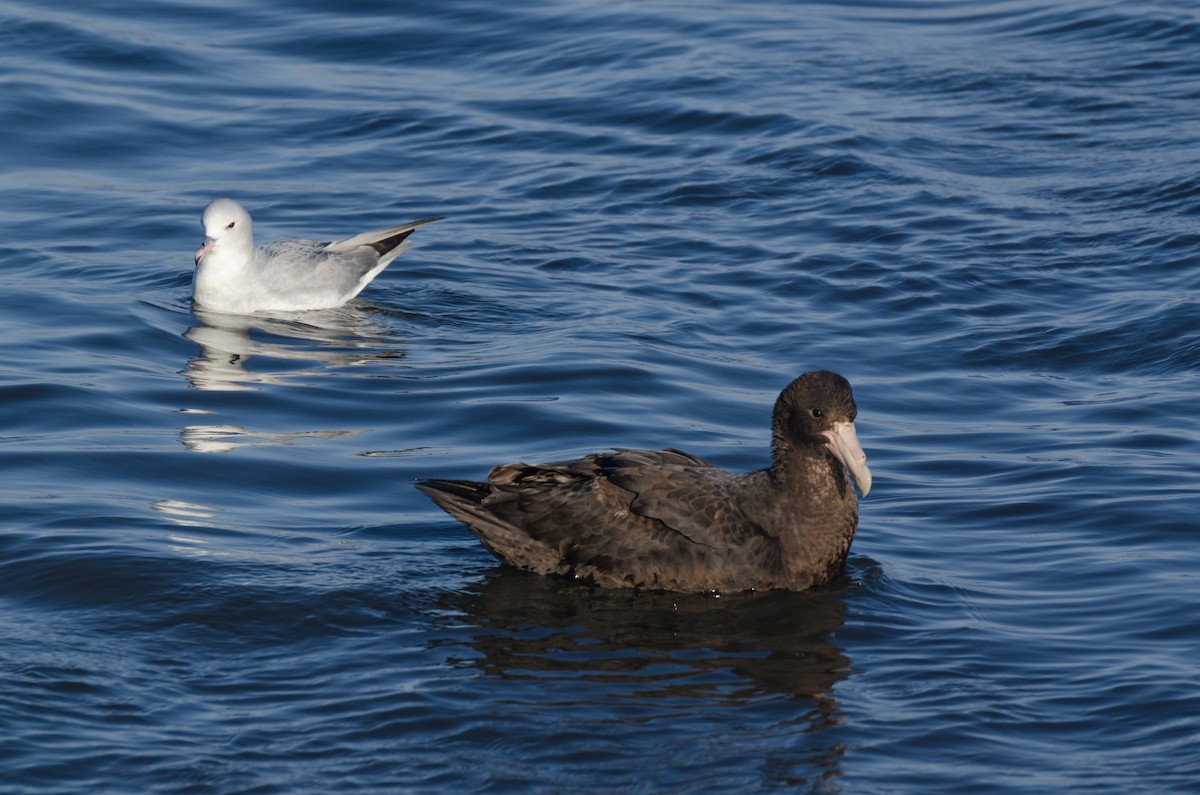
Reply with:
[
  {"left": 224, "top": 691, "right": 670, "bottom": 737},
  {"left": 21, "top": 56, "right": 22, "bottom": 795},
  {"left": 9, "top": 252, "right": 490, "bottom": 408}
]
[
  {"left": 226, "top": 221, "right": 236, "bottom": 229},
  {"left": 811, "top": 408, "right": 823, "bottom": 418}
]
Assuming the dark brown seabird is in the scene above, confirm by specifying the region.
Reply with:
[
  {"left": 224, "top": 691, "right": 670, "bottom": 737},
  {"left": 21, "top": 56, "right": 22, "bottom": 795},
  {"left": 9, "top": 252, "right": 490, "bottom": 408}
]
[{"left": 417, "top": 370, "right": 872, "bottom": 593}]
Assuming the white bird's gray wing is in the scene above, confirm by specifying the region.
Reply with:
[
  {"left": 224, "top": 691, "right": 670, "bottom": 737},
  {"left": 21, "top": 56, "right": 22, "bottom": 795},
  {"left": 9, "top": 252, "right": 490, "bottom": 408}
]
[
  {"left": 247, "top": 217, "right": 442, "bottom": 309},
  {"left": 250, "top": 240, "right": 377, "bottom": 307}
]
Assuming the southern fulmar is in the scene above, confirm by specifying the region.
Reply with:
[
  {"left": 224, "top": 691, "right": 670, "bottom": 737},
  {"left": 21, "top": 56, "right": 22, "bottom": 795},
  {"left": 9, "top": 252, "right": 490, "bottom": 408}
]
[
  {"left": 193, "top": 198, "right": 442, "bottom": 313},
  {"left": 417, "top": 370, "right": 872, "bottom": 593}
]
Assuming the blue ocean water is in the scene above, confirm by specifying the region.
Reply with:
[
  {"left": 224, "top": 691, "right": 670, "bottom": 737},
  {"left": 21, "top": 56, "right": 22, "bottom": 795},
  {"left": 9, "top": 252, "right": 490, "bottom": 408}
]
[{"left": 2, "top": 0, "right": 1198, "bottom": 791}]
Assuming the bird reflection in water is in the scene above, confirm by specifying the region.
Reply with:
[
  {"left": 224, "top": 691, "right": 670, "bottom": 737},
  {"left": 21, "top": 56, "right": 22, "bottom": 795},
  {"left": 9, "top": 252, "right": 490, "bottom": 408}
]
[
  {"left": 442, "top": 569, "right": 852, "bottom": 785},
  {"left": 183, "top": 305, "right": 408, "bottom": 392},
  {"left": 180, "top": 306, "right": 409, "bottom": 451}
]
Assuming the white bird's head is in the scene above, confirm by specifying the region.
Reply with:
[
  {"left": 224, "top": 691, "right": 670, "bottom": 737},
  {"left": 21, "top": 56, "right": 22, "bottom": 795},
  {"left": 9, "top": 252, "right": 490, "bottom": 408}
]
[{"left": 195, "top": 198, "right": 254, "bottom": 264}]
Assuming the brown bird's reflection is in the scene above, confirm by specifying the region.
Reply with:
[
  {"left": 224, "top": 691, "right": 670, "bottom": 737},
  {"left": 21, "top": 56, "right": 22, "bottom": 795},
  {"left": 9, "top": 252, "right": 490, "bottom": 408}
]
[{"left": 443, "top": 569, "right": 852, "bottom": 780}]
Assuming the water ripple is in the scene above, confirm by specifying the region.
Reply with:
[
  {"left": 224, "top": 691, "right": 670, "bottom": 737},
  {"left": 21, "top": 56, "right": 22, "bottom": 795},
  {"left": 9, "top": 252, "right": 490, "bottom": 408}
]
[{"left": 2, "top": 0, "right": 1199, "bottom": 792}]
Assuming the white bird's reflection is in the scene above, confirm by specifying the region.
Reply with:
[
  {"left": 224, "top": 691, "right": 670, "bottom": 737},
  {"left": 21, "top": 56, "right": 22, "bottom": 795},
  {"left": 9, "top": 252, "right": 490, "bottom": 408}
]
[
  {"left": 153, "top": 498, "right": 221, "bottom": 528},
  {"left": 182, "top": 305, "right": 409, "bottom": 391},
  {"left": 180, "top": 424, "right": 366, "bottom": 454}
]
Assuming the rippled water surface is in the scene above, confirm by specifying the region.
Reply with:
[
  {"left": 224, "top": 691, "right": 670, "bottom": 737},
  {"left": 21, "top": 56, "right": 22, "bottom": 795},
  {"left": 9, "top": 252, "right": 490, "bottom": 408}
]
[{"left": 2, "top": 0, "right": 1199, "bottom": 792}]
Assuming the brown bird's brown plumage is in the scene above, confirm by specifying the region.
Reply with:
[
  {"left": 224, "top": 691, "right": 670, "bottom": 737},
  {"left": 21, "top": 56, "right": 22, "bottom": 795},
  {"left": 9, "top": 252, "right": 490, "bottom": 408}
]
[{"left": 417, "top": 371, "right": 872, "bottom": 593}]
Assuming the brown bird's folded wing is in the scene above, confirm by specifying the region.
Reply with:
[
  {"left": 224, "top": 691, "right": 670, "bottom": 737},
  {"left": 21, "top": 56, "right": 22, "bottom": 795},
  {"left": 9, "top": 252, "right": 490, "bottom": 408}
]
[{"left": 419, "top": 449, "right": 780, "bottom": 590}]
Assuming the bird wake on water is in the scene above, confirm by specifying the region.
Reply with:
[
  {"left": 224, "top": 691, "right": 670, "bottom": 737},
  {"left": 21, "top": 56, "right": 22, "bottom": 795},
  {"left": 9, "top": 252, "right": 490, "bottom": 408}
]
[
  {"left": 192, "top": 198, "right": 441, "bottom": 314},
  {"left": 418, "top": 371, "right": 872, "bottom": 593}
]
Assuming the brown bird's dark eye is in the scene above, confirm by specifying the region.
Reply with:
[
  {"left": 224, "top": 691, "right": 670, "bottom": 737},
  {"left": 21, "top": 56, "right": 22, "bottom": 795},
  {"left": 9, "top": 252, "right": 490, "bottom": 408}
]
[
  {"left": 811, "top": 408, "right": 823, "bottom": 418},
  {"left": 226, "top": 221, "right": 236, "bottom": 229}
]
